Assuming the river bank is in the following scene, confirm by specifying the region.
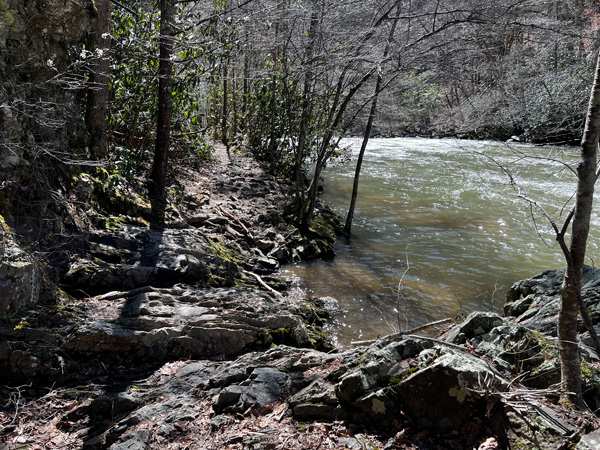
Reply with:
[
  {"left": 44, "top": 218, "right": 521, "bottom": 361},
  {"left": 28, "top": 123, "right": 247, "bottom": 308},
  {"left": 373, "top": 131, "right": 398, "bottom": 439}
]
[{"left": 1, "top": 145, "right": 600, "bottom": 449}]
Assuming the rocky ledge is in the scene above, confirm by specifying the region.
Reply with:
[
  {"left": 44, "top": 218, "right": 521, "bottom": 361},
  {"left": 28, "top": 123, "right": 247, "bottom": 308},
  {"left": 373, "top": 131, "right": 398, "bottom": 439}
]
[{"left": 1, "top": 147, "right": 600, "bottom": 449}]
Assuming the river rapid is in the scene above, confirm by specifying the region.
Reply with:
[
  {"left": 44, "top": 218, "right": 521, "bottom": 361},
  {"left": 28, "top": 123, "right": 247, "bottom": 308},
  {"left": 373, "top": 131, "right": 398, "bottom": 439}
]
[{"left": 283, "top": 137, "right": 600, "bottom": 347}]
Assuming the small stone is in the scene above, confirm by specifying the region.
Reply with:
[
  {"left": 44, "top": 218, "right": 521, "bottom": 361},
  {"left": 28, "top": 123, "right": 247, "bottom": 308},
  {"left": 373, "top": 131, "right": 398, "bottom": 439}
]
[
  {"left": 158, "top": 424, "right": 175, "bottom": 436},
  {"left": 210, "top": 414, "right": 230, "bottom": 430}
]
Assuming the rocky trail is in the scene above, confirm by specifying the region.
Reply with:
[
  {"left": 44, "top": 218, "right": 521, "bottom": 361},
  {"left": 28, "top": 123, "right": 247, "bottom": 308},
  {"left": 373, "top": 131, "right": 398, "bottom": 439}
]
[{"left": 2, "top": 147, "right": 600, "bottom": 449}]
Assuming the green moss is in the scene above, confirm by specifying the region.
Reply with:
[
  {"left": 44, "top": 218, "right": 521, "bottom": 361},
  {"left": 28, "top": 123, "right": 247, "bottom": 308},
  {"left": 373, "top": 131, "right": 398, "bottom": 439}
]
[
  {"left": 581, "top": 362, "right": 600, "bottom": 378},
  {"left": 269, "top": 327, "right": 291, "bottom": 338},
  {"left": 307, "top": 204, "right": 345, "bottom": 242},
  {"left": 0, "top": 0, "right": 18, "bottom": 34},
  {"left": 308, "top": 216, "right": 338, "bottom": 242},
  {"left": 406, "top": 365, "right": 420, "bottom": 377},
  {"left": 207, "top": 237, "right": 243, "bottom": 263},
  {"left": 74, "top": 172, "right": 152, "bottom": 218}
]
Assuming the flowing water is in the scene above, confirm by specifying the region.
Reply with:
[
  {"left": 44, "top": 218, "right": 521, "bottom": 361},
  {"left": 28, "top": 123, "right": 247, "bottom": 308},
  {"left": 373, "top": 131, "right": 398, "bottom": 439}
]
[{"left": 282, "top": 137, "right": 600, "bottom": 347}]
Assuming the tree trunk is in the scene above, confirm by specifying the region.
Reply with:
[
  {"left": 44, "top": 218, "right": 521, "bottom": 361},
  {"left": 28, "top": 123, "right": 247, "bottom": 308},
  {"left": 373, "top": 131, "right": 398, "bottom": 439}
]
[
  {"left": 242, "top": 31, "right": 249, "bottom": 130},
  {"left": 558, "top": 55, "right": 600, "bottom": 406},
  {"left": 300, "top": 66, "right": 376, "bottom": 231},
  {"left": 148, "top": 0, "right": 175, "bottom": 220},
  {"left": 222, "top": 64, "right": 229, "bottom": 150},
  {"left": 345, "top": 15, "right": 398, "bottom": 235},
  {"left": 85, "top": 0, "right": 111, "bottom": 160},
  {"left": 293, "top": 2, "right": 319, "bottom": 216}
]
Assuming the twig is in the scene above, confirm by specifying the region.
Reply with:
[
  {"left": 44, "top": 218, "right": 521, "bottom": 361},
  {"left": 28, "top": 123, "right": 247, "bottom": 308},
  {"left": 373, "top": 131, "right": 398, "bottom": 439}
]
[
  {"left": 350, "top": 318, "right": 452, "bottom": 346},
  {"left": 396, "top": 250, "right": 411, "bottom": 333},
  {"left": 3, "top": 383, "right": 32, "bottom": 425},
  {"left": 217, "top": 204, "right": 252, "bottom": 239},
  {"left": 241, "top": 269, "right": 283, "bottom": 299}
]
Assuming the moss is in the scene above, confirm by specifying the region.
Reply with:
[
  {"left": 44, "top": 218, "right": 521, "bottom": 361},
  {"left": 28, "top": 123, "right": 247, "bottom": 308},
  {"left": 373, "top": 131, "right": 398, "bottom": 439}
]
[
  {"left": 406, "top": 365, "right": 420, "bottom": 377},
  {"left": 499, "top": 329, "right": 558, "bottom": 377},
  {"left": 307, "top": 203, "right": 345, "bottom": 242},
  {"left": 270, "top": 327, "right": 292, "bottom": 338},
  {"left": 308, "top": 216, "right": 338, "bottom": 243},
  {"left": 207, "top": 237, "right": 243, "bottom": 263},
  {"left": 76, "top": 173, "right": 152, "bottom": 218},
  {"left": 268, "top": 326, "right": 312, "bottom": 348},
  {"left": 307, "top": 325, "right": 334, "bottom": 351},
  {"left": 0, "top": 0, "right": 18, "bottom": 34},
  {"left": 0, "top": 214, "right": 11, "bottom": 235}
]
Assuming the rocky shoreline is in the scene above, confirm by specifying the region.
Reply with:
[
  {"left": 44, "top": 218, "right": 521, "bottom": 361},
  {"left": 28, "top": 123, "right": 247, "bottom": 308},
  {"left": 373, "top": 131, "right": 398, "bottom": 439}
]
[{"left": 2, "top": 147, "right": 600, "bottom": 449}]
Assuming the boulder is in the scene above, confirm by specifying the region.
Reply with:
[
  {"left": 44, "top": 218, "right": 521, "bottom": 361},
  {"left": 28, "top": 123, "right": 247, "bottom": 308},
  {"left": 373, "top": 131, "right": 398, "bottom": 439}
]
[
  {"left": 289, "top": 378, "right": 347, "bottom": 420},
  {"left": 0, "top": 259, "right": 39, "bottom": 317},
  {"left": 396, "top": 351, "right": 508, "bottom": 429},
  {"left": 444, "top": 311, "right": 504, "bottom": 344}
]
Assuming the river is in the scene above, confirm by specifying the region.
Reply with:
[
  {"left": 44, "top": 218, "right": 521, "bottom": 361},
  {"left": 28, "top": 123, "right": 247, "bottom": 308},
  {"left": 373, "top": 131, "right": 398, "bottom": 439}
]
[{"left": 283, "top": 137, "right": 600, "bottom": 348}]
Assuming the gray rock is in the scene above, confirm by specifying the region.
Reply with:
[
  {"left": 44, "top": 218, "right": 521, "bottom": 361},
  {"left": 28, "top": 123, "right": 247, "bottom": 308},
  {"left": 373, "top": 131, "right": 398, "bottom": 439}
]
[
  {"left": 210, "top": 414, "right": 231, "bottom": 430},
  {"left": 578, "top": 429, "right": 600, "bottom": 449},
  {"left": 396, "top": 351, "right": 508, "bottom": 430},
  {"left": 214, "top": 367, "right": 289, "bottom": 413},
  {"left": 290, "top": 378, "right": 347, "bottom": 420},
  {"left": 86, "top": 393, "right": 141, "bottom": 418},
  {"left": 0, "top": 249, "right": 40, "bottom": 317},
  {"left": 444, "top": 311, "right": 504, "bottom": 344},
  {"left": 505, "top": 266, "right": 600, "bottom": 337},
  {"left": 109, "top": 430, "right": 151, "bottom": 450}
]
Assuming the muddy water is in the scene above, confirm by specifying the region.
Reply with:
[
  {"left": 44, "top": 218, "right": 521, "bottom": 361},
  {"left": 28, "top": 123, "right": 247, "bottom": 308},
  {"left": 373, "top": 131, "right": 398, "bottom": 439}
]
[{"left": 283, "top": 137, "right": 600, "bottom": 347}]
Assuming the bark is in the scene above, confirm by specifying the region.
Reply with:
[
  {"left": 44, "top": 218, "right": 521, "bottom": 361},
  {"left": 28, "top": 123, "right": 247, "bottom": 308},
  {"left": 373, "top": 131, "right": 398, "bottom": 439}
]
[
  {"left": 558, "top": 55, "right": 600, "bottom": 406},
  {"left": 85, "top": 0, "right": 111, "bottom": 160},
  {"left": 149, "top": 0, "right": 175, "bottom": 219},
  {"left": 242, "top": 31, "right": 249, "bottom": 130}
]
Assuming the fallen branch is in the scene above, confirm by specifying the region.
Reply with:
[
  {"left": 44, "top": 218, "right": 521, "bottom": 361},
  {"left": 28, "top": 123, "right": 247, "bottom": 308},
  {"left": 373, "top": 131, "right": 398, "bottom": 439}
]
[
  {"left": 241, "top": 269, "right": 283, "bottom": 299},
  {"left": 217, "top": 205, "right": 252, "bottom": 239},
  {"left": 351, "top": 317, "right": 452, "bottom": 346}
]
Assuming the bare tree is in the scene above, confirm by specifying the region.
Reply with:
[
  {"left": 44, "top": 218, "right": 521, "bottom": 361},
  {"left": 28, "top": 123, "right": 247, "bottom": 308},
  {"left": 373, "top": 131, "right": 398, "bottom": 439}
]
[
  {"left": 485, "top": 55, "right": 600, "bottom": 406},
  {"left": 557, "top": 54, "right": 600, "bottom": 406},
  {"left": 345, "top": 10, "right": 399, "bottom": 235}
]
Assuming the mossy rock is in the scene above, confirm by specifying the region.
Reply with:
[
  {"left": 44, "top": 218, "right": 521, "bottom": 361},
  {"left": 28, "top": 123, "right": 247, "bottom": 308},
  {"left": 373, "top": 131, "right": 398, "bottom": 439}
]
[
  {"left": 72, "top": 173, "right": 152, "bottom": 220},
  {"left": 207, "top": 237, "right": 244, "bottom": 264},
  {"left": 307, "top": 203, "right": 344, "bottom": 243},
  {"left": 90, "top": 214, "right": 150, "bottom": 232}
]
